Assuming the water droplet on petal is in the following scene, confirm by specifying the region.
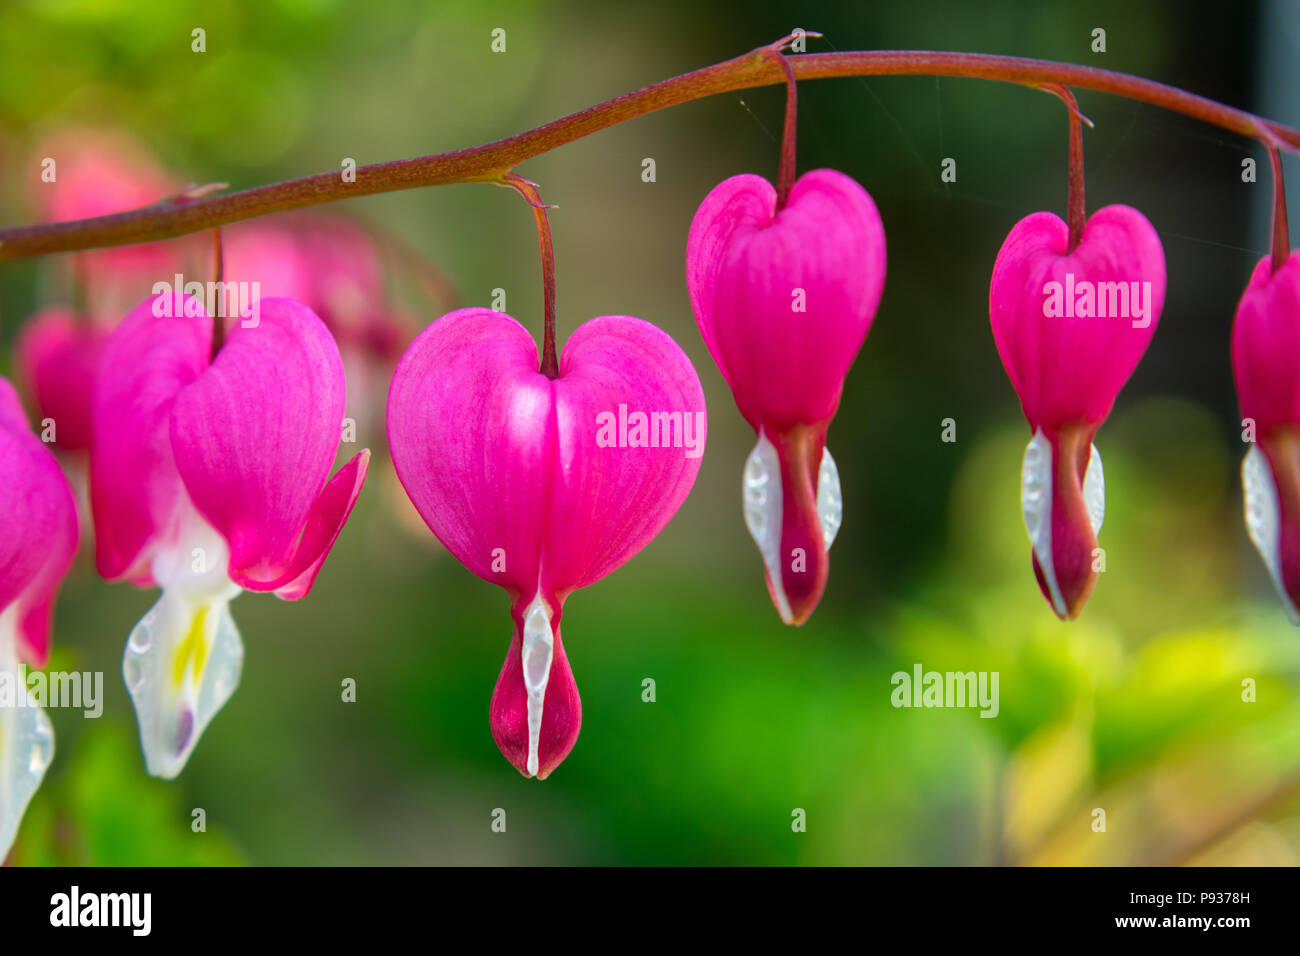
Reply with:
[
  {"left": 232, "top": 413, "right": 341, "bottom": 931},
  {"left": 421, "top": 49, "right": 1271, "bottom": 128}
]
[
  {"left": 124, "top": 590, "right": 244, "bottom": 779},
  {"left": 128, "top": 616, "right": 153, "bottom": 654}
]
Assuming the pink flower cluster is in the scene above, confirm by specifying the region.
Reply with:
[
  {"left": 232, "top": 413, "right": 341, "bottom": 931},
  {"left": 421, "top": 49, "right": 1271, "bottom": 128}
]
[{"left": 2, "top": 113, "right": 1296, "bottom": 862}]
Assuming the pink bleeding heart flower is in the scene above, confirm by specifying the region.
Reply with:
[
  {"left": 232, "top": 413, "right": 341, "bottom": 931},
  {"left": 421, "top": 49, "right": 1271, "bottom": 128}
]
[
  {"left": 0, "top": 376, "right": 79, "bottom": 857},
  {"left": 91, "top": 292, "right": 369, "bottom": 778},
  {"left": 14, "top": 306, "right": 109, "bottom": 453},
  {"left": 686, "top": 169, "right": 885, "bottom": 625},
  {"left": 388, "top": 308, "right": 705, "bottom": 778},
  {"left": 1232, "top": 251, "right": 1300, "bottom": 622},
  {"left": 989, "top": 206, "right": 1165, "bottom": 619},
  {"left": 224, "top": 213, "right": 415, "bottom": 433},
  {"left": 31, "top": 128, "right": 198, "bottom": 321},
  {"left": 224, "top": 214, "right": 390, "bottom": 350}
]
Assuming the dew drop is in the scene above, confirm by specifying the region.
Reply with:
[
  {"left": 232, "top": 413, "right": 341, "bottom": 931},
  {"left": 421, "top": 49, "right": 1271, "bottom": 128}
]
[
  {"left": 123, "top": 655, "right": 144, "bottom": 692},
  {"left": 128, "top": 618, "right": 153, "bottom": 654}
]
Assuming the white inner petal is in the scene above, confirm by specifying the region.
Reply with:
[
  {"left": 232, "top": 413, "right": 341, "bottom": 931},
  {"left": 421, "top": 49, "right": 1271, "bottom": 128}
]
[
  {"left": 1083, "top": 443, "right": 1105, "bottom": 536},
  {"left": 1021, "top": 429, "right": 1067, "bottom": 617},
  {"left": 817, "top": 447, "right": 843, "bottom": 550},
  {"left": 0, "top": 606, "right": 54, "bottom": 860},
  {"left": 742, "top": 432, "right": 841, "bottom": 624},
  {"left": 742, "top": 432, "right": 790, "bottom": 622},
  {"left": 1242, "top": 445, "right": 1300, "bottom": 624},
  {"left": 520, "top": 593, "right": 554, "bottom": 778},
  {"left": 125, "top": 511, "right": 244, "bottom": 780}
]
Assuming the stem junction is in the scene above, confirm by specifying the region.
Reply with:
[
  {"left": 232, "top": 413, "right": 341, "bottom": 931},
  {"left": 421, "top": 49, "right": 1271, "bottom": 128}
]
[
  {"left": 1040, "top": 84, "right": 1092, "bottom": 252},
  {"left": 501, "top": 174, "right": 559, "bottom": 379}
]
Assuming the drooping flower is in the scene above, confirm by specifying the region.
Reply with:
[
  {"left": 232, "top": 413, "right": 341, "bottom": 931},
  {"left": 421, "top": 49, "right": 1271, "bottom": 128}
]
[
  {"left": 1232, "top": 252, "right": 1300, "bottom": 621},
  {"left": 91, "top": 293, "right": 369, "bottom": 778},
  {"left": 30, "top": 128, "right": 200, "bottom": 322},
  {"left": 14, "top": 131, "right": 199, "bottom": 486},
  {"left": 686, "top": 169, "right": 885, "bottom": 625},
  {"left": 387, "top": 308, "right": 705, "bottom": 778},
  {"left": 0, "top": 376, "right": 79, "bottom": 858},
  {"left": 225, "top": 214, "right": 395, "bottom": 352},
  {"left": 989, "top": 206, "right": 1165, "bottom": 618},
  {"left": 224, "top": 213, "right": 418, "bottom": 434},
  {"left": 14, "top": 306, "right": 108, "bottom": 453}
]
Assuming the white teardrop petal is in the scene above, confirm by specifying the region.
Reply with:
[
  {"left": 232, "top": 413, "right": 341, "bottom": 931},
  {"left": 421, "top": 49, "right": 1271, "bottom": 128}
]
[
  {"left": 520, "top": 593, "right": 554, "bottom": 778},
  {"left": 817, "top": 447, "right": 843, "bottom": 551},
  {"left": 1083, "top": 443, "right": 1105, "bottom": 536},
  {"left": 1021, "top": 429, "right": 1067, "bottom": 617},
  {"left": 0, "top": 612, "right": 54, "bottom": 860},
  {"left": 124, "top": 591, "right": 244, "bottom": 780},
  {"left": 742, "top": 432, "right": 792, "bottom": 622},
  {"left": 1242, "top": 445, "right": 1300, "bottom": 624}
]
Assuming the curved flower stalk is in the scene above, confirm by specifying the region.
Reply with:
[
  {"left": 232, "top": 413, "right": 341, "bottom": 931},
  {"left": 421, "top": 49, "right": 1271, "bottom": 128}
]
[
  {"left": 388, "top": 308, "right": 705, "bottom": 778},
  {"left": 989, "top": 207, "right": 1165, "bottom": 618},
  {"left": 687, "top": 168, "right": 885, "bottom": 624},
  {"left": 1233, "top": 251, "right": 1300, "bottom": 621},
  {"left": 91, "top": 293, "right": 369, "bottom": 778},
  {"left": 0, "top": 377, "right": 78, "bottom": 858}
]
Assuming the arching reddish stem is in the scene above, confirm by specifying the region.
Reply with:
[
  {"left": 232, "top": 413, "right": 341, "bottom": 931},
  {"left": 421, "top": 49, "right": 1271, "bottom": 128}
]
[
  {"left": 209, "top": 227, "right": 225, "bottom": 360},
  {"left": 1269, "top": 146, "right": 1291, "bottom": 273},
  {"left": 1, "top": 45, "right": 1299, "bottom": 260},
  {"left": 1041, "top": 85, "right": 1089, "bottom": 252},
  {"left": 772, "top": 50, "right": 799, "bottom": 211}
]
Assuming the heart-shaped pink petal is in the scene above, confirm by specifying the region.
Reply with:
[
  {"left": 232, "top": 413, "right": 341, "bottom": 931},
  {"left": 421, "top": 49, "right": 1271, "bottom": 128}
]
[
  {"left": 546, "top": 315, "right": 708, "bottom": 594},
  {"left": 0, "top": 377, "right": 79, "bottom": 667},
  {"left": 989, "top": 205, "right": 1165, "bottom": 619},
  {"left": 388, "top": 307, "right": 705, "bottom": 777},
  {"left": 14, "top": 307, "right": 108, "bottom": 453},
  {"left": 688, "top": 169, "right": 884, "bottom": 431},
  {"left": 990, "top": 206, "right": 1165, "bottom": 432},
  {"left": 170, "top": 297, "right": 367, "bottom": 597},
  {"left": 91, "top": 293, "right": 210, "bottom": 585},
  {"left": 687, "top": 168, "right": 884, "bottom": 625},
  {"left": 1234, "top": 253, "right": 1300, "bottom": 432},
  {"left": 1233, "top": 252, "right": 1300, "bottom": 620},
  {"left": 387, "top": 308, "right": 553, "bottom": 593}
]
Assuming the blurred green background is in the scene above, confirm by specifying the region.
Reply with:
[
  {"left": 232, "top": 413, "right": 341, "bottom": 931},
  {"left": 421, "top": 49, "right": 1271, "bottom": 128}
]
[{"left": 3, "top": 0, "right": 1300, "bottom": 865}]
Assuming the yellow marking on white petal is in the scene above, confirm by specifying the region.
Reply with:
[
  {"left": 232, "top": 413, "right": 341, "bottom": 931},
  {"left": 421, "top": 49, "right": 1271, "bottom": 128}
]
[
  {"left": 124, "top": 591, "right": 243, "bottom": 780},
  {"left": 124, "top": 506, "right": 246, "bottom": 779},
  {"left": 171, "top": 606, "right": 211, "bottom": 690}
]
